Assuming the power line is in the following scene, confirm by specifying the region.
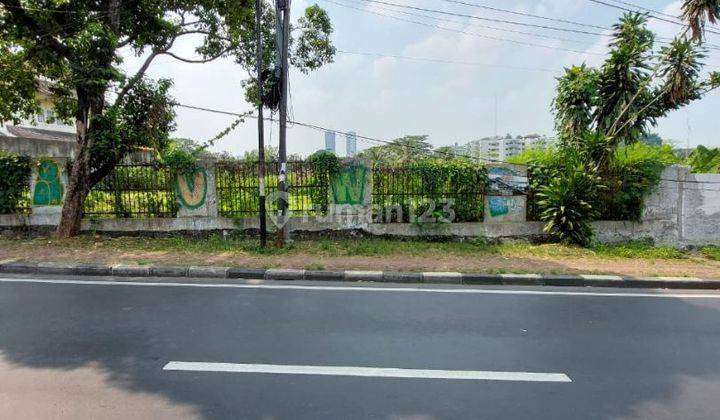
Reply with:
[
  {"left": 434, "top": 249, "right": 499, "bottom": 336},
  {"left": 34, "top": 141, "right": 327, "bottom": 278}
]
[
  {"left": 337, "top": 50, "right": 560, "bottom": 72},
  {"left": 586, "top": 0, "right": 720, "bottom": 37},
  {"left": 356, "top": 0, "right": 611, "bottom": 37},
  {"left": 173, "top": 102, "right": 531, "bottom": 167},
  {"left": 335, "top": 0, "right": 594, "bottom": 46},
  {"left": 322, "top": 0, "right": 607, "bottom": 56},
  {"left": 335, "top": 0, "right": 720, "bottom": 53},
  {"left": 602, "top": 0, "right": 681, "bottom": 20},
  {"left": 176, "top": 103, "right": 720, "bottom": 188},
  {"left": 433, "top": 0, "right": 608, "bottom": 31}
]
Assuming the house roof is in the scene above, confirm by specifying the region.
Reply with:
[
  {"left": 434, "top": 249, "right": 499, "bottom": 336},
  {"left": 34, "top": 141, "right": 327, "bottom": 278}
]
[{"left": 5, "top": 125, "right": 76, "bottom": 142}]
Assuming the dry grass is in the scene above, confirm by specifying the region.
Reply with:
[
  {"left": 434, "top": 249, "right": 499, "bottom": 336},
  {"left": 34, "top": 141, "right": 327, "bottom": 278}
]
[{"left": 1, "top": 235, "right": 719, "bottom": 278}]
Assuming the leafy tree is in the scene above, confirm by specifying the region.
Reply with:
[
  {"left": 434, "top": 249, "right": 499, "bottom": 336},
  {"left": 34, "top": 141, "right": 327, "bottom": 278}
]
[
  {"left": 357, "top": 135, "right": 433, "bottom": 166},
  {"left": 0, "top": 0, "right": 335, "bottom": 237},
  {"left": 553, "top": 13, "right": 719, "bottom": 155},
  {"left": 433, "top": 146, "right": 458, "bottom": 159}
]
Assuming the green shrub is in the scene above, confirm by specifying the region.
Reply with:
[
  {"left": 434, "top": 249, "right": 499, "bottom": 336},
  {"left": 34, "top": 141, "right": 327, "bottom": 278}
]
[
  {"left": 306, "top": 150, "right": 341, "bottom": 213},
  {"left": 701, "top": 246, "right": 720, "bottom": 261},
  {"left": 372, "top": 158, "right": 488, "bottom": 223},
  {"left": 0, "top": 152, "right": 31, "bottom": 214},
  {"left": 536, "top": 150, "right": 604, "bottom": 245}
]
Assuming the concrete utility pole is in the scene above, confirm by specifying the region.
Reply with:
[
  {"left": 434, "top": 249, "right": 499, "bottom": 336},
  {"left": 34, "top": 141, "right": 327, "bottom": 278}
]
[
  {"left": 275, "top": 0, "right": 291, "bottom": 245},
  {"left": 255, "top": 0, "right": 267, "bottom": 247}
]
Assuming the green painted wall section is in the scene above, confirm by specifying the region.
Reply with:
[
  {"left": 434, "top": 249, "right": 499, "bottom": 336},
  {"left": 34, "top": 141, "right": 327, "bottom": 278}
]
[
  {"left": 176, "top": 168, "right": 208, "bottom": 210},
  {"left": 33, "top": 160, "right": 63, "bottom": 206},
  {"left": 331, "top": 165, "right": 368, "bottom": 205}
]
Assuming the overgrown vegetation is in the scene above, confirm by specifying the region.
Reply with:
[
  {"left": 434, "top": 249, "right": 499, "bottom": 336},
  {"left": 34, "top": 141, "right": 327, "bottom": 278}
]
[
  {"left": 373, "top": 158, "right": 488, "bottom": 223},
  {"left": 536, "top": 150, "right": 604, "bottom": 245},
  {"left": 306, "top": 150, "right": 342, "bottom": 213},
  {"left": 516, "top": 9, "right": 720, "bottom": 245},
  {"left": 685, "top": 145, "right": 720, "bottom": 173},
  {"left": 0, "top": 152, "right": 32, "bottom": 214}
]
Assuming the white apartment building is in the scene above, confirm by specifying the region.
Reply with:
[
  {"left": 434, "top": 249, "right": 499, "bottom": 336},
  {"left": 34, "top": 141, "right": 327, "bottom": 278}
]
[{"left": 461, "top": 135, "right": 554, "bottom": 162}]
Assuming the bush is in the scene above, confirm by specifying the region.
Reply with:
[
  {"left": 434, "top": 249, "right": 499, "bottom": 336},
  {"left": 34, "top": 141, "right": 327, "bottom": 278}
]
[
  {"left": 514, "top": 143, "right": 676, "bottom": 222},
  {"left": 601, "top": 143, "right": 678, "bottom": 220},
  {"left": 306, "top": 150, "right": 342, "bottom": 213},
  {"left": 0, "top": 152, "right": 31, "bottom": 214},
  {"left": 373, "top": 158, "right": 488, "bottom": 223},
  {"left": 536, "top": 150, "right": 604, "bottom": 246}
]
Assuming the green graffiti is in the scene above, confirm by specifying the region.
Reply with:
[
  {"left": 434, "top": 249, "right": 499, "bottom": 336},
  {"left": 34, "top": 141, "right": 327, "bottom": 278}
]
[
  {"left": 33, "top": 160, "right": 63, "bottom": 206},
  {"left": 331, "top": 165, "right": 368, "bottom": 205},
  {"left": 176, "top": 168, "right": 208, "bottom": 209}
]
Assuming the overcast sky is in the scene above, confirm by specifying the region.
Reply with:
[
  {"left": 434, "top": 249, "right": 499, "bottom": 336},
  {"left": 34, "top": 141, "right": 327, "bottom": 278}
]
[{"left": 122, "top": 0, "right": 720, "bottom": 157}]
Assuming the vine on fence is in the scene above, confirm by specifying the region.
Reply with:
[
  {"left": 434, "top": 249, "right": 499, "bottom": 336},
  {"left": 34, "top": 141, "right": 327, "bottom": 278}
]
[
  {"left": 0, "top": 151, "right": 31, "bottom": 213},
  {"left": 306, "top": 150, "right": 342, "bottom": 213}
]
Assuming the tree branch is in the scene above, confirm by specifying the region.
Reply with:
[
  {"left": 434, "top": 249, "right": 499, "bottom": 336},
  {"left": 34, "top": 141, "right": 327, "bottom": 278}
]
[
  {"left": 114, "top": 50, "right": 162, "bottom": 106},
  {"left": 162, "top": 48, "right": 231, "bottom": 64}
]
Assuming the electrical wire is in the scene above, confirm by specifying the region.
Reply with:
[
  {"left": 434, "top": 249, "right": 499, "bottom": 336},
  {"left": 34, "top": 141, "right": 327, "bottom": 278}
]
[
  {"left": 336, "top": 50, "right": 560, "bottom": 73},
  {"left": 322, "top": 0, "right": 607, "bottom": 56},
  {"left": 433, "top": 0, "right": 609, "bottom": 30},
  {"left": 335, "top": 0, "right": 599, "bottom": 45},
  {"left": 355, "top": 0, "right": 611, "bottom": 37},
  {"left": 175, "top": 102, "right": 720, "bottom": 188},
  {"left": 586, "top": 0, "right": 720, "bottom": 37}
]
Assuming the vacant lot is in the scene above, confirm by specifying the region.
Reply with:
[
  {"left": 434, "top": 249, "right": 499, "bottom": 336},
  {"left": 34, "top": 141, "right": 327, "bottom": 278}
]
[{"left": 2, "top": 235, "right": 720, "bottom": 278}]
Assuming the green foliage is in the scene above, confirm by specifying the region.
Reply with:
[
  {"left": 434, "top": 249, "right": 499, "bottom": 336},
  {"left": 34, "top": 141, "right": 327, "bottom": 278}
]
[
  {"left": 685, "top": 145, "right": 720, "bottom": 173},
  {"left": 358, "top": 135, "right": 433, "bottom": 166},
  {"left": 89, "top": 78, "right": 176, "bottom": 171},
  {"left": 602, "top": 143, "right": 678, "bottom": 220},
  {"left": 553, "top": 12, "right": 717, "bottom": 147},
  {"left": 0, "top": 152, "right": 32, "bottom": 214},
  {"left": 591, "top": 240, "right": 686, "bottom": 259},
  {"left": 0, "top": 45, "right": 40, "bottom": 124},
  {"left": 306, "top": 150, "right": 342, "bottom": 212},
  {"left": 373, "top": 158, "right": 488, "bottom": 223},
  {"left": 701, "top": 246, "right": 720, "bottom": 260},
  {"left": 536, "top": 149, "right": 604, "bottom": 246}
]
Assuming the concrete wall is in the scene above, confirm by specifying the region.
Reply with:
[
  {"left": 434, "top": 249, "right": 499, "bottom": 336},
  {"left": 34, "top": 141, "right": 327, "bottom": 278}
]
[
  {"left": 0, "top": 136, "right": 77, "bottom": 158},
  {"left": 2, "top": 161, "right": 720, "bottom": 246}
]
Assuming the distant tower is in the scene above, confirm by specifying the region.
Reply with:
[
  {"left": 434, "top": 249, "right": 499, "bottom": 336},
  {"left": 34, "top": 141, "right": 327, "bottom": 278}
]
[
  {"left": 324, "top": 131, "right": 336, "bottom": 153},
  {"left": 346, "top": 131, "right": 357, "bottom": 157}
]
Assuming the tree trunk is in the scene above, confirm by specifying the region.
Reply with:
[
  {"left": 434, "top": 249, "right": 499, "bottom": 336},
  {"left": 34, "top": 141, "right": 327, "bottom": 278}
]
[
  {"left": 56, "top": 90, "right": 95, "bottom": 238},
  {"left": 56, "top": 151, "right": 91, "bottom": 238}
]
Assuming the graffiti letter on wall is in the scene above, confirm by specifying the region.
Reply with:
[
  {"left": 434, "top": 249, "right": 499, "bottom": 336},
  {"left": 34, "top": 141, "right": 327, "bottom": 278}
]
[
  {"left": 33, "top": 160, "right": 63, "bottom": 206},
  {"left": 332, "top": 165, "right": 368, "bottom": 205},
  {"left": 176, "top": 168, "right": 208, "bottom": 210},
  {"left": 488, "top": 196, "right": 512, "bottom": 217}
]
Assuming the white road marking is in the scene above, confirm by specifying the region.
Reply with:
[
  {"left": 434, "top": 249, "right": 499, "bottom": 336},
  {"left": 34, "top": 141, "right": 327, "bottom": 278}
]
[
  {"left": 163, "top": 361, "right": 572, "bottom": 383},
  {"left": 580, "top": 274, "right": 623, "bottom": 281},
  {"left": 1, "top": 277, "right": 720, "bottom": 299}
]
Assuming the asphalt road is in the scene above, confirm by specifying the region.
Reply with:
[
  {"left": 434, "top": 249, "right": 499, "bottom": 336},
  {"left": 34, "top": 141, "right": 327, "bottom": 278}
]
[{"left": 2, "top": 275, "right": 720, "bottom": 420}]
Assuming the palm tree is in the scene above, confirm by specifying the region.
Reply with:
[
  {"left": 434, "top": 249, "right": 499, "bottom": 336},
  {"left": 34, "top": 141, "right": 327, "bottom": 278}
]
[{"left": 681, "top": 0, "right": 720, "bottom": 43}]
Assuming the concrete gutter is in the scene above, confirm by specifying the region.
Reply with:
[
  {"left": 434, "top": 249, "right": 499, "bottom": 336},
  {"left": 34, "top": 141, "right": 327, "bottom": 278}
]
[{"left": 1, "top": 261, "right": 719, "bottom": 290}]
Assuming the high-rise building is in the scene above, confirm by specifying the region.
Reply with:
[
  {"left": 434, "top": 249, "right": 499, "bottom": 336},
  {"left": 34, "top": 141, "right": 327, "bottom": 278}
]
[
  {"left": 324, "top": 131, "right": 336, "bottom": 153},
  {"left": 346, "top": 131, "right": 357, "bottom": 157}
]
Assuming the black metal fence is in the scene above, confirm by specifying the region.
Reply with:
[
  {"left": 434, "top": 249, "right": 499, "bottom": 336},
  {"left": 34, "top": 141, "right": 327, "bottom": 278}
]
[
  {"left": 372, "top": 166, "right": 487, "bottom": 223},
  {"left": 215, "top": 161, "right": 329, "bottom": 217},
  {"left": 83, "top": 164, "right": 178, "bottom": 218}
]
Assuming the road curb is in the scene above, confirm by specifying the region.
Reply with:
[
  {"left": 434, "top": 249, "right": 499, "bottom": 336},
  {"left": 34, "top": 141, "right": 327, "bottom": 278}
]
[{"left": 1, "top": 261, "right": 720, "bottom": 290}]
